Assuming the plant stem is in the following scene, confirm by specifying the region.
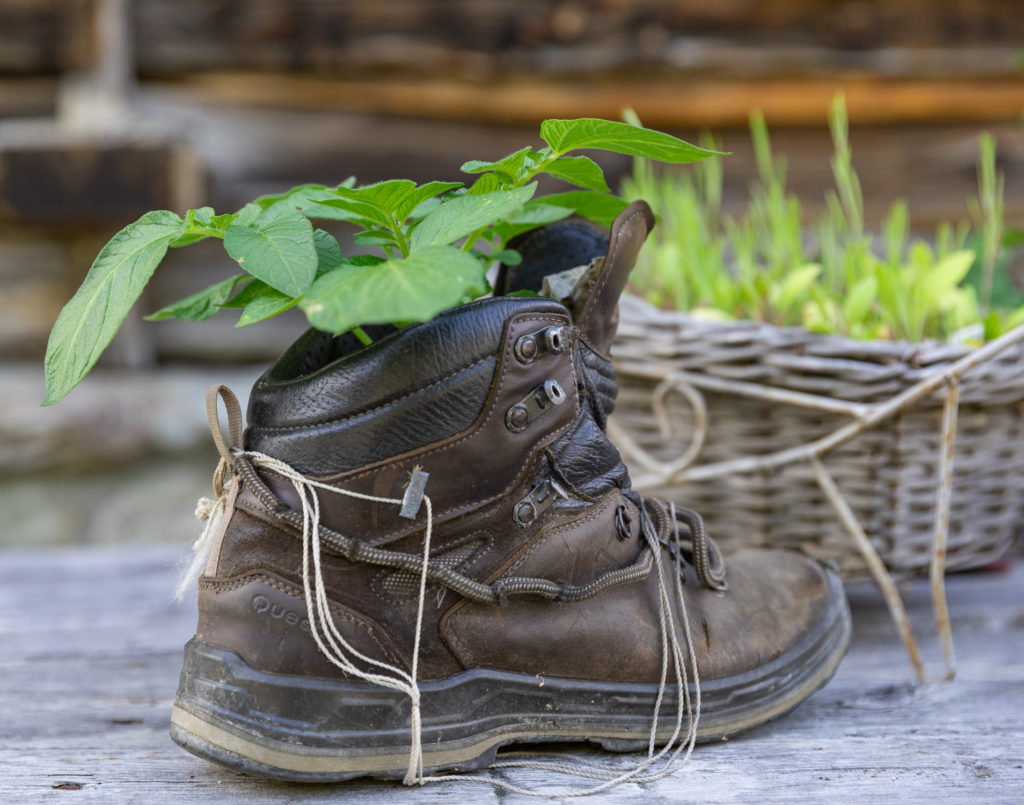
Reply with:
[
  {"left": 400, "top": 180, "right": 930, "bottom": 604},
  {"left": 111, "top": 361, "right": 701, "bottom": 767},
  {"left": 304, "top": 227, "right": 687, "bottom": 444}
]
[
  {"left": 184, "top": 227, "right": 225, "bottom": 240},
  {"left": 976, "top": 133, "right": 1004, "bottom": 312},
  {"left": 390, "top": 215, "right": 411, "bottom": 258},
  {"left": 352, "top": 327, "right": 373, "bottom": 347}
]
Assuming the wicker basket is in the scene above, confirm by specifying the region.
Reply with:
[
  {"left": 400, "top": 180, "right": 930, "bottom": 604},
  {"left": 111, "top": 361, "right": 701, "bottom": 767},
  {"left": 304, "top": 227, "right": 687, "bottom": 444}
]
[{"left": 611, "top": 295, "right": 1024, "bottom": 579}]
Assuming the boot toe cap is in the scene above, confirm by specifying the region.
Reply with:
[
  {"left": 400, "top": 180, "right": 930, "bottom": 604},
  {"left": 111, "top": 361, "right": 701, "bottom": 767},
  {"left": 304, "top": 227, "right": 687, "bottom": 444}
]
[{"left": 689, "top": 548, "right": 848, "bottom": 681}]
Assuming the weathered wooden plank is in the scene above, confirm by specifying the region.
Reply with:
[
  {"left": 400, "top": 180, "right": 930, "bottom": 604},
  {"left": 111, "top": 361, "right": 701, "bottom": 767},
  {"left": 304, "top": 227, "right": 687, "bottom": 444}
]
[
  {"left": 0, "top": 545, "right": 1021, "bottom": 802},
  {"left": 131, "top": 89, "right": 1024, "bottom": 231},
  {"left": 130, "top": 0, "right": 1024, "bottom": 78},
  {"left": 0, "top": 128, "right": 185, "bottom": 227},
  {"left": 164, "top": 73, "right": 1024, "bottom": 128},
  {"left": 0, "top": 0, "right": 90, "bottom": 75},
  {"left": 0, "top": 78, "right": 58, "bottom": 117}
]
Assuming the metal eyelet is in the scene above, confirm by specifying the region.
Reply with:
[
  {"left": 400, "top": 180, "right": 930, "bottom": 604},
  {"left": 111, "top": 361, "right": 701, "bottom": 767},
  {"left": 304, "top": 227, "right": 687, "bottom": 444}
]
[
  {"left": 505, "top": 379, "right": 567, "bottom": 433},
  {"left": 514, "top": 326, "right": 567, "bottom": 364},
  {"left": 513, "top": 479, "right": 569, "bottom": 527},
  {"left": 615, "top": 505, "right": 633, "bottom": 541}
]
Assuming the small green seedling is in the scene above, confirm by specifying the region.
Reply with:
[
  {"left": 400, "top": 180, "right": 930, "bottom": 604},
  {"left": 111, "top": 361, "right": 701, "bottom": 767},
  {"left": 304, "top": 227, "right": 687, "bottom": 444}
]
[
  {"left": 43, "top": 118, "right": 722, "bottom": 405},
  {"left": 623, "top": 97, "right": 1021, "bottom": 343}
]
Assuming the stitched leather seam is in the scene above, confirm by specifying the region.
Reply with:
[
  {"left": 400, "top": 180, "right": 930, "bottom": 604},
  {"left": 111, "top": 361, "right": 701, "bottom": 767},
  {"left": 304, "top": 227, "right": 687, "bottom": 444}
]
[
  {"left": 444, "top": 617, "right": 476, "bottom": 668},
  {"left": 580, "top": 205, "right": 646, "bottom": 359},
  {"left": 337, "top": 314, "right": 574, "bottom": 483},
  {"left": 324, "top": 313, "right": 576, "bottom": 486},
  {"left": 249, "top": 313, "right": 579, "bottom": 550},
  {"left": 199, "top": 570, "right": 403, "bottom": 667},
  {"left": 235, "top": 495, "right": 301, "bottom": 537},
  {"left": 506, "top": 491, "right": 619, "bottom": 576},
  {"left": 251, "top": 354, "right": 493, "bottom": 433}
]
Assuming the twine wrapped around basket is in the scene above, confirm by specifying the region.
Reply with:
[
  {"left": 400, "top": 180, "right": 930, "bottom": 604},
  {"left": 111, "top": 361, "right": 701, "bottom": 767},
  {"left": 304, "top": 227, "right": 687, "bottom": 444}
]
[{"left": 611, "top": 295, "right": 1024, "bottom": 581}]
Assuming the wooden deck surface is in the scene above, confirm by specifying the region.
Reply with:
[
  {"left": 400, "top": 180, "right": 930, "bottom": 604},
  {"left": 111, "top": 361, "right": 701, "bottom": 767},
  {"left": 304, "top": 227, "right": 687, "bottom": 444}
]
[{"left": 1, "top": 545, "right": 1021, "bottom": 803}]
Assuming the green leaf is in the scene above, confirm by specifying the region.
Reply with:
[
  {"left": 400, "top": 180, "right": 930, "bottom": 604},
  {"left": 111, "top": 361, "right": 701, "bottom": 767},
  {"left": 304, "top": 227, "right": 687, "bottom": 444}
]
[
  {"left": 773, "top": 264, "right": 821, "bottom": 314},
  {"left": 533, "top": 191, "right": 629, "bottom": 228},
  {"left": 540, "top": 118, "right": 723, "bottom": 163},
  {"left": 221, "top": 279, "right": 265, "bottom": 309},
  {"left": 929, "top": 250, "right": 975, "bottom": 295},
  {"left": 541, "top": 155, "right": 610, "bottom": 192},
  {"left": 300, "top": 246, "right": 487, "bottom": 334},
  {"left": 1004, "top": 227, "right": 1024, "bottom": 248},
  {"left": 250, "top": 182, "right": 357, "bottom": 220},
  {"left": 1003, "top": 304, "right": 1024, "bottom": 333},
  {"left": 169, "top": 232, "right": 208, "bottom": 248},
  {"left": 233, "top": 202, "right": 262, "bottom": 227},
  {"left": 461, "top": 147, "right": 534, "bottom": 181},
  {"left": 354, "top": 229, "right": 399, "bottom": 247},
  {"left": 170, "top": 206, "right": 236, "bottom": 247},
  {"left": 43, "top": 210, "right": 185, "bottom": 404},
  {"left": 313, "top": 229, "right": 342, "bottom": 275},
  {"left": 466, "top": 173, "right": 503, "bottom": 195},
  {"left": 506, "top": 203, "right": 575, "bottom": 226},
  {"left": 313, "top": 179, "right": 417, "bottom": 229},
  {"left": 262, "top": 185, "right": 353, "bottom": 221},
  {"left": 342, "top": 254, "right": 387, "bottom": 268},
  {"left": 187, "top": 206, "right": 216, "bottom": 227},
  {"left": 490, "top": 249, "right": 522, "bottom": 265},
  {"left": 224, "top": 208, "right": 318, "bottom": 297},
  {"left": 236, "top": 288, "right": 297, "bottom": 327},
  {"left": 145, "top": 273, "right": 247, "bottom": 322},
  {"left": 843, "top": 275, "right": 878, "bottom": 326},
  {"left": 410, "top": 184, "right": 537, "bottom": 249},
  {"left": 210, "top": 212, "right": 238, "bottom": 229},
  {"left": 491, "top": 203, "right": 575, "bottom": 241},
  {"left": 408, "top": 196, "right": 442, "bottom": 220},
  {"left": 394, "top": 181, "right": 463, "bottom": 222},
  {"left": 252, "top": 183, "right": 326, "bottom": 211},
  {"left": 221, "top": 279, "right": 300, "bottom": 326}
]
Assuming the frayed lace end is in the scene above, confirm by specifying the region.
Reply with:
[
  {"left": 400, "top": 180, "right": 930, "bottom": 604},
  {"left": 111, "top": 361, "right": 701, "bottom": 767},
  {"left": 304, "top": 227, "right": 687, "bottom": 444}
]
[{"left": 173, "top": 496, "right": 223, "bottom": 602}]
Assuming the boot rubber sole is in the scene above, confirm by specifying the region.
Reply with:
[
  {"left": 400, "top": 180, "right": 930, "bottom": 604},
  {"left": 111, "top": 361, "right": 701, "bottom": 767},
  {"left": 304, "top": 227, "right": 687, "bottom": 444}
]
[{"left": 170, "top": 570, "right": 850, "bottom": 782}]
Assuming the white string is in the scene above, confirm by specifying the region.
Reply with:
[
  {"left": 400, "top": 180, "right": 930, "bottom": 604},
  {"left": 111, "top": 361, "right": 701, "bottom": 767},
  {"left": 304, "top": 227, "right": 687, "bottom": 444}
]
[
  {"left": 175, "top": 460, "right": 231, "bottom": 602},
  {"left": 230, "top": 450, "right": 702, "bottom": 796},
  {"left": 426, "top": 506, "right": 702, "bottom": 797}
]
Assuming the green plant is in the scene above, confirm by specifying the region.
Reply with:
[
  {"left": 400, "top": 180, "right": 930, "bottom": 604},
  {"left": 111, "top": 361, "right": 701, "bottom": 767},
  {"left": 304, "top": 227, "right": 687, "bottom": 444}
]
[
  {"left": 43, "top": 118, "right": 721, "bottom": 405},
  {"left": 623, "top": 97, "right": 1023, "bottom": 343}
]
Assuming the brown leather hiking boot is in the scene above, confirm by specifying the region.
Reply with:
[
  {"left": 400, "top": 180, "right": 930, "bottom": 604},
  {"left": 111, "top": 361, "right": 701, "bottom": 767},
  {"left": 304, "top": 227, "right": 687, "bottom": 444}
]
[{"left": 170, "top": 202, "right": 851, "bottom": 784}]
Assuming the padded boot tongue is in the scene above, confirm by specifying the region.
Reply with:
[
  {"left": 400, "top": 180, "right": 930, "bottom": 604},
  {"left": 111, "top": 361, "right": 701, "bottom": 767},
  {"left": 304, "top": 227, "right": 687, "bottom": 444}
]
[
  {"left": 495, "top": 200, "right": 654, "bottom": 359},
  {"left": 575, "top": 200, "right": 655, "bottom": 358}
]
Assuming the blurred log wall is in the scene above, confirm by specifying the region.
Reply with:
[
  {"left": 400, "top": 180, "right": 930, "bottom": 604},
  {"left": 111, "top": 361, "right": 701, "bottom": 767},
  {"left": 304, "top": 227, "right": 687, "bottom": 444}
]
[{"left": 1, "top": 0, "right": 1023, "bottom": 368}]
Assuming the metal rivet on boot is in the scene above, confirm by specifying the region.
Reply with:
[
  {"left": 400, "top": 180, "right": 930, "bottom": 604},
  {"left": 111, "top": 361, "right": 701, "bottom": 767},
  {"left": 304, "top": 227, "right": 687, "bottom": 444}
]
[
  {"left": 514, "top": 326, "right": 567, "bottom": 364},
  {"left": 513, "top": 500, "right": 538, "bottom": 526},
  {"left": 513, "top": 479, "right": 569, "bottom": 527},
  {"left": 514, "top": 335, "right": 539, "bottom": 363},
  {"left": 506, "top": 404, "right": 530, "bottom": 431}
]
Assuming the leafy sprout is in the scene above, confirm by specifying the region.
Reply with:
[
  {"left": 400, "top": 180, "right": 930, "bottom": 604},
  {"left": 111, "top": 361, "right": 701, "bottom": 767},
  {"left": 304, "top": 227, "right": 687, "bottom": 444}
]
[
  {"left": 43, "top": 118, "right": 722, "bottom": 405},
  {"left": 623, "top": 97, "right": 1021, "bottom": 344}
]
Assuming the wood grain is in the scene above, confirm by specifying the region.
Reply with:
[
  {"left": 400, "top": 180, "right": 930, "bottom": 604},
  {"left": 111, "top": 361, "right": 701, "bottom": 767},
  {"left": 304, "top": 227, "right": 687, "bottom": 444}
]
[
  {"left": 166, "top": 73, "right": 1024, "bottom": 128},
  {"left": 1, "top": 544, "right": 1021, "bottom": 803}
]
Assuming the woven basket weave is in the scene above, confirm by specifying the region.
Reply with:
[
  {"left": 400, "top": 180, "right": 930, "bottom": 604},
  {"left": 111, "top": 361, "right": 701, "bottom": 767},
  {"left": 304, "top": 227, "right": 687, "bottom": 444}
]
[{"left": 611, "top": 296, "right": 1024, "bottom": 579}]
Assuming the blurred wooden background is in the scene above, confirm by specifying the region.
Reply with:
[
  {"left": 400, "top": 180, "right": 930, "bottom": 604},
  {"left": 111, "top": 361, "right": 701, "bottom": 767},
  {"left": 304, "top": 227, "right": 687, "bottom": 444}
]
[
  {"left": 2, "top": 0, "right": 1023, "bottom": 364},
  {"left": 0, "top": 0, "right": 1022, "bottom": 545}
]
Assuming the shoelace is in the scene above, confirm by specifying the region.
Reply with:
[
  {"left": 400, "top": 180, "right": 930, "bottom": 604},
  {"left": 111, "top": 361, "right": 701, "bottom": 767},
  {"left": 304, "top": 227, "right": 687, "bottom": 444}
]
[
  {"left": 641, "top": 497, "right": 728, "bottom": 592},
  {"left": 180, "top": 384, "right": 725, "bottom": 796}
]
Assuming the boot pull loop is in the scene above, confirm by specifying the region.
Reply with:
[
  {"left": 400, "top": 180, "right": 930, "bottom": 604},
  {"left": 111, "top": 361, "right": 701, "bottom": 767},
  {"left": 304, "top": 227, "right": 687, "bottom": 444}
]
[{"left": 206, "top": 384, "right": 244, "bottom": 465}]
